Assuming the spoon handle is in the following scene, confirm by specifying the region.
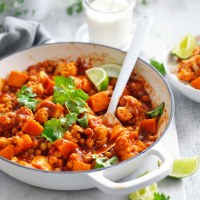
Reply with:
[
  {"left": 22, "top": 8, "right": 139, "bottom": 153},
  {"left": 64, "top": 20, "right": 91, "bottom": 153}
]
[{"left": 106, "top": 11, "right": 154, "bottom": 114}]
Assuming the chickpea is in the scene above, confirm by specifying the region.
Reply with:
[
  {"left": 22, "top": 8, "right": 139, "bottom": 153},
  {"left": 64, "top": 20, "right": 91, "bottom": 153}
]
[
  {"left": 35, "top": 149, "right": 42, "bottom": 155},
  {"left": 54, "top": 168, "right": 61, "bottom": 172},
  {"left": 47, "top": 142, "right": 52, "bottom": 149},
  {"left": 49, "top": 155, "right": 58, "bottom": 165},
  {"left": 54, "top": 150, "right": 62, "bottom": 158},
  {"left": 86, "top": 138, "right": 94, "bottom": 148},
  {"left": 66, "top": 161, "right": 73, "bottom": 169},
  {"left": 40, "top": 142, "right": 47, "bottom": 151}
]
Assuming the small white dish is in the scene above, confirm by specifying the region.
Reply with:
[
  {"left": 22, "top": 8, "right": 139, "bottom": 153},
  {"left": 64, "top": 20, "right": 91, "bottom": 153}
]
[
  {"left": 75, "top": 23, "right": 136, "bottom": 51},
  {"left": 164, "top": 45, "right": 200, "bottom": 103}
]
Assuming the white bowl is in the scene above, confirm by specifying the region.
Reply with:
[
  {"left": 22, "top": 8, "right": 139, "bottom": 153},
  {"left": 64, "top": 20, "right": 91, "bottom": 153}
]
[{"left": 164, "top": 49, "right": 200, "bottom": 103}]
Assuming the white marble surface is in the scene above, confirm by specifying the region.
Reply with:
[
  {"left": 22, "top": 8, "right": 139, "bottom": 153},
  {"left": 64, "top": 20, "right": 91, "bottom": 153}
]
[{"left": 1, "top": 0, "right": 200, "bottom": 199}]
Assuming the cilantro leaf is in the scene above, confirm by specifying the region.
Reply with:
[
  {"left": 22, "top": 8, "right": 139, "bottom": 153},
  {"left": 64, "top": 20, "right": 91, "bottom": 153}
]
[
  {"left": 42, "top": 118, "right": 65, "bottom": 142},
  {"left": 78, "top": 114, "right": 88, "bottom": 128},
  {"left": 154, "top": 192, "right": 170, "bottom": 200},
  {"left": 147, "top": 102, "right": 165, "bottom": 118},
  {"left": 66, "top": 0, "right": 83, "bottom": 16},
  {"left": 150, "top": 59, "right": 166, "bottom": 76},
  {"left": 93, "top": 155, "right": 118, "bottom": 169},
  {"left": 16, "top": 85, "right": 40, "bottom": 111},
  {"left": 61, "top": 113, "right": 78, "bottom": 129},
  {"left": 53, "top": 76, "right": 90, "bottom": 115},
  {"left": 53, "top": 76, "right": 75, "bottom": 105}
]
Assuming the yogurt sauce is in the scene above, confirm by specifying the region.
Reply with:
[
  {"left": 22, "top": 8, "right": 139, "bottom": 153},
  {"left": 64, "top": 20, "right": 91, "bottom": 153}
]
[{"left": 85, "top": 0, "right": 136, "bottom": 48}]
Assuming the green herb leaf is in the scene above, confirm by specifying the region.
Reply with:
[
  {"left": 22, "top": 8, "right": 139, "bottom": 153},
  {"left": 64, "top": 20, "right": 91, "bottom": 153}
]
[
  {"left": 154, "top": 192, "right": 170, "bottom": 200},
  {"left": 66, "top": 0, "right": 83, "bottom": 16},
  {"left": 150, "top": 59, "right": 166, "bottom": 76},
  {"left": 61, "top": 113, "right": 78, "bottom": 129},
  {"left": 93, "top": 155, "right": 118, "bottom": 169},
  {"left": 78, "top": 114, "right": 88, "bottom": 128},
  {"left": 66, "top": 6, "right": 73, "bottom": 16},
  {"left": 0, "top": 2, "right": 5, "bottom": 13},
  {"left": 42, "top": 118, "right": 65, "bottom": 142},
  {"left": 54, "top": 76, "right": 90, "bottom": 115},
  {"left": 147, "top": 102, "right": 165, "bottom": 118},
  {"left": 16, "top": 85, "right": 40, "bottom": 111}
]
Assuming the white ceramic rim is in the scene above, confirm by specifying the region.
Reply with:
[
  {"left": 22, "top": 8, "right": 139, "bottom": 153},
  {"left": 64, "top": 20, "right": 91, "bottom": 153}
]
[{"left": 0, "top": 42, "right": 175, "bottom": 175}]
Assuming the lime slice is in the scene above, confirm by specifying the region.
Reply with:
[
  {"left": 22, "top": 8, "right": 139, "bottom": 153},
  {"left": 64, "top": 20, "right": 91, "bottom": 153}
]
[
  {"left": 171, "top": 33, "right": 197, "bottom": 59},
  {"left": 129, "top": 182, "right": 158, "bottom": 200},
  {"left": 169, "top": 155, "right": 200, "bottom": 178},
  {"left": 85, "top": 67, "right": 109, "bottom": 91},
  {"left": 98, "top": 64, "right": 121, "bottom": 78}
]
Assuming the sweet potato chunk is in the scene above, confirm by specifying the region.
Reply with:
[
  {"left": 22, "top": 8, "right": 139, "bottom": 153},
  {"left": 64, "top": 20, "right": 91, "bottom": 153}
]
[
  {"left": 54, "top": 139, "right": 78, "bottom": 158},
  {"left": 0, "top": 78, "right": 4, "bottom": 94},
  {"left": 31, "top": 155, "right": 52, "bottom": 171},
  {"left": 87, "top": 91, "right": 110, "bottom": 112},
  {"left": 8, "top": 71, "right": 29, "bottom": 88},
  {"left": 191, "top": 76, "right": 200, "bottom": 89},
  {"left": 0, "top": 144, "right": 15, "bottom": 159},
  {"left": 141, "top": 118, "right": 157, "bottom": 135},
  {"left": 73, "top": 160, "right": 92, "bottom": 171},
  {"left": 22, "top": 119, "right": 44, "bottom": 136}
]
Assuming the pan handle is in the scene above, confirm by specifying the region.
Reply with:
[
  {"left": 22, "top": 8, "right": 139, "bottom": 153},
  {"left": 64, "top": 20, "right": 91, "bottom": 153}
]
[{"left": 88, "top": 143, "right": 173, "bottom": 195}]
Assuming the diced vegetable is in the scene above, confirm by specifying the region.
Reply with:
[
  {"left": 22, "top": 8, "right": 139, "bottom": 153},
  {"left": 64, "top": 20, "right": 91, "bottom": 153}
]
[
  {"left": 73, "top": 160, "right": 92, "bottom": 171},
  {"left": 141, "top": 118, "right": 157, "bottom": 135},
  {"left": 191, "top": 76, "right": 200, "bottom": 89},
  {"left": 87, "top": 91, "right": 110, "bottom": 112},
  {"left": 0, "top": 144, "right": 15, "bottom": 159},
  {"left": 8, "top": 71, "right": 29, "bottom": 88},
  {"left": 22, "top": 119, "right": 44, "bottom": 136},
  {"left": 54, "top": 139, "right": 78, "bottom": 158},
  {"left": 31, "top": 155, "right": 52, "bottom": 171},
  {"left": 0, "top": 78, "right": 4, "bottom": 94}
]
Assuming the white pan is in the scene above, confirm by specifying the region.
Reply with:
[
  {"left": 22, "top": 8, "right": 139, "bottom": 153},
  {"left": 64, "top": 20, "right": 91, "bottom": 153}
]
[{"left": 0, "top": 43, "right": 174, "bottom": 195}]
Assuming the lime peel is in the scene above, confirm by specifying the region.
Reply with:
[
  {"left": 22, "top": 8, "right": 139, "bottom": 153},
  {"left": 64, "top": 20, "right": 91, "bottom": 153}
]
[
  {"left": 98, "top": 64, "right": 121, "bottom": 78},
  {"left": 171, "top": 33, "right": 197, "bottom": 59},
  {"left": 128, "top": 182, "right": 158, "bottom": 200},
  {"left": 85, "top": 67, "right": 109, "bottom": 91},
  {"left": 169, "top": 155, "right": 200, "bottom": 178}
]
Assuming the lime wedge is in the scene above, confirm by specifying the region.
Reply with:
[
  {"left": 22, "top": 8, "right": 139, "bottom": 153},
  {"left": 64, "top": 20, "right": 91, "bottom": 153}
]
[
  {"left": 98, "top": 64, "right": 121, "bottom": 78},
  {"left": 129, "top": 182, "right": 158, "bottom": 200},
  {"left": 85, "top": 67, "right": 109, "bottom": 91},
  {"left": 171, "top": 33, "right": 197, "bottom": 59},
  {"left": 169, "top": 155, "right": 200, "bottom": 178}
]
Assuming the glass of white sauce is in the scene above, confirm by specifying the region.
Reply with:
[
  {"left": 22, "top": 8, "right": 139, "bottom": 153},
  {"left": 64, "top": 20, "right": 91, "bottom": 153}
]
[{"left": 82, "top": 0, "right": 136, "bottom": 49}]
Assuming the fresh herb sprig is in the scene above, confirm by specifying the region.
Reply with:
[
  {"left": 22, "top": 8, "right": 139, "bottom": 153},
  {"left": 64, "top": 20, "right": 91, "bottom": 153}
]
[
  {"left": 154, "top": 192, "right": 170, "bottom": 200},
  {"left": 42, "top": 113, "right": 77, "bottom": 142},
  {"left": 66, "top": 0, "right": 83, "bottom": 16},
  {"left": 42, "top": 76, "right": 90, "bottom": 142},
  {"left": 150, "top": 59, "right": 166, "bottom": 76},
  {"left": 16, "top": 85, "right": 40, "bottom": 111},
  {"left": 147, "top": 102, "right": 165, "bottom": 118},
  {"left": 53, "top": 76, "right": 90, "bottom": 114},
  {"left": 93, "top": 154, "right": 118, "bottom": 169}
]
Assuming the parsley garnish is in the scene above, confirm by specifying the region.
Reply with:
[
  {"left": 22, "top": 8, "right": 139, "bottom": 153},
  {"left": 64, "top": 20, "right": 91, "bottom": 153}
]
[
  {"left": 93, "top": 155, "right": 118, "bottom": 169},
  {"left": 154, "top": 192, "right": 170, "bottom": 200},
  {"left": 147, "top": 102, "right": 165, "bottom": 118},
  {"left": 150, "top": 59, "right": 166, "bottom": 76},
  {"left": 16, "top": 85, "right": 40, "bottom": 111}
]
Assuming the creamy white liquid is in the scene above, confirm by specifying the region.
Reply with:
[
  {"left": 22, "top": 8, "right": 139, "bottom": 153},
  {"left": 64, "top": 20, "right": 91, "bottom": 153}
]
[{"left": 85, "top": 0, "right": 135, "bottom": 48}]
